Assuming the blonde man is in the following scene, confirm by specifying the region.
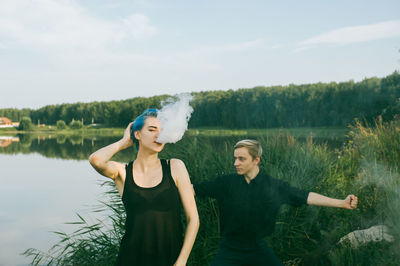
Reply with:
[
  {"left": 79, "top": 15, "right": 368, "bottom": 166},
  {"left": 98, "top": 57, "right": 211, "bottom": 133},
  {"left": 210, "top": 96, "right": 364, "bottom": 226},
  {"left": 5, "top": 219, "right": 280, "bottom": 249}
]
[{"left": 194, "top": 139, "right": 357, "bottom": 266}]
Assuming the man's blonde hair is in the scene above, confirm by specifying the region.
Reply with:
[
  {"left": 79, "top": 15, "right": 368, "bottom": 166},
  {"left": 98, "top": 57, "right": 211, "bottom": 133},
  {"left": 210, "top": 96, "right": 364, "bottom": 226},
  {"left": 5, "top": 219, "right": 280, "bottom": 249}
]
[{"left": 234, "top": 139, "right": 262, "bottom": 160}]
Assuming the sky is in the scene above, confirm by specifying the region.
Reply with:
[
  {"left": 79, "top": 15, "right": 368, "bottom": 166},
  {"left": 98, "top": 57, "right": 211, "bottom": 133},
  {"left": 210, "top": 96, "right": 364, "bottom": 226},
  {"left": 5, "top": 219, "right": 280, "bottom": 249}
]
[{"left": 0, "top": 0, "right": 399, "bottom": 109}]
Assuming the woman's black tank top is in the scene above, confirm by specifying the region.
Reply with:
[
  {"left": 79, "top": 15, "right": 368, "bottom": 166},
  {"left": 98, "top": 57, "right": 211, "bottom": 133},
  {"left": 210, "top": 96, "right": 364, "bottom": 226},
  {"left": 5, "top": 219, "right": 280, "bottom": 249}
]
[{"left": 115, "top": 159, "right": 183, "bottom": 266}]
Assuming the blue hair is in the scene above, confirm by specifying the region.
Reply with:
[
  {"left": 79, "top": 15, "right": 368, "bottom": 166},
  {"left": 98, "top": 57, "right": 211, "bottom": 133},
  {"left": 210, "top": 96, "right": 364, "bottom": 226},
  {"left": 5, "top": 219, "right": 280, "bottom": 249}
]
[{"left": 131, "top": 108, "right": 158, "bottom": 148}]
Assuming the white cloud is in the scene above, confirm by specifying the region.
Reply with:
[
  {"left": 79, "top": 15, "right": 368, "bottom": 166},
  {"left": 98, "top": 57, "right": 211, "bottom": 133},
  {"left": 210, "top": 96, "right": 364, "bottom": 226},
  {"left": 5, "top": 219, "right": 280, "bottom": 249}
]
[
  {"left": 149, "top": 40, "right": 274, "bottom": 72},
  {"left": 296, "top": 20, "right": 400, "bottom": 51},
  {"left": 122, "top": 14, "right": 158, "bottom": 40},
  {"left": 55, "top": 38, "right": 272, "bottom": 71},
  {"left": 199, "top": 39, "right": 264, "bottom": 53},
  {"left": 0, "top": 0, "right": 275, "bottom": 74},
  {"left": 191, "top": 39, "right": 279, "bottom": 54},
  {"left": 0, "top": 0, "right": 157, "bottom": 53}
]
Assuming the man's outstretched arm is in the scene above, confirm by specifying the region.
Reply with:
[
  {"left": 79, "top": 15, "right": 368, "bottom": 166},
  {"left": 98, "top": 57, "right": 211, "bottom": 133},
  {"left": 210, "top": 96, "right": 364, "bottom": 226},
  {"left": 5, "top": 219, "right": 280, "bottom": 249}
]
[{"left": 307, "top": 192, "right": 358, "bottom": 209}]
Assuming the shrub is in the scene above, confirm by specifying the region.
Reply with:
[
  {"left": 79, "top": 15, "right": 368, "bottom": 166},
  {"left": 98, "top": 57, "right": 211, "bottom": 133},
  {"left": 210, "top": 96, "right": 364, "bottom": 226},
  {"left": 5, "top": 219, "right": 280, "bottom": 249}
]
[
  {"left": 18, "top": 117, "right": 33, "bottom": 131},
  {"left": 56, "top": 120, "right": 67, "bottom": 130},
  {"left": 69, "top": 119, "right": 83, "bottom": 129}
]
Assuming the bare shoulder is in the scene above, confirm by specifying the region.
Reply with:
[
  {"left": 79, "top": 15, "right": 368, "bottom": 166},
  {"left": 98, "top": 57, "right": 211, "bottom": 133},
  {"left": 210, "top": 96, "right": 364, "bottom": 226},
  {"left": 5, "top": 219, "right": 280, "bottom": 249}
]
[
  {"left": 170, "top": 158, "right": 186, "bottom": 169},
  {"left": 170, "top": 158, "right": 190, "bottom": 184}
]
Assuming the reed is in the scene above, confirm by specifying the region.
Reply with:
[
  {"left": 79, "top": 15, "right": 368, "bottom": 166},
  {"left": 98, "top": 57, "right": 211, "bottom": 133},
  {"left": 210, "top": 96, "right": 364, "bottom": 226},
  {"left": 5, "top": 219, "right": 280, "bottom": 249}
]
[
  {"left": 327, "top": 118, "right": 400, "bottom": 265},
  {"left": 23, "top": 181, "right": 124, "bottom": 265}
]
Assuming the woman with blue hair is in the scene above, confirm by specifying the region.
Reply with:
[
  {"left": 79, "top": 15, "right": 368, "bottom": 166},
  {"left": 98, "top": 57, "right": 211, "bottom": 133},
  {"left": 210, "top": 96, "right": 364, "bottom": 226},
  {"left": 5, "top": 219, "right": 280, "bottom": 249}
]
[{"left": 89, "top": 109, "right": 199, "bottom": 266}]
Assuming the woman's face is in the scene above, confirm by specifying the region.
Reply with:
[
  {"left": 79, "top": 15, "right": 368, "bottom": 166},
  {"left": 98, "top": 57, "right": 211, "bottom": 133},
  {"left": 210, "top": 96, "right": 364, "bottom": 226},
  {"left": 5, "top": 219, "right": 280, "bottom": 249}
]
[{"left": 135, "top": 116, "right": 164, "bottom": 153}]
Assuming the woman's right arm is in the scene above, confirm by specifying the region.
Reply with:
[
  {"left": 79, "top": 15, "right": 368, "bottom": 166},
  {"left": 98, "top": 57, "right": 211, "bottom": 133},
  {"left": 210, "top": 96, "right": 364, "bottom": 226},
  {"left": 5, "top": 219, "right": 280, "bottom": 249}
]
[{"left": 89, "top": 122, "right": 133, "bottom": 180}]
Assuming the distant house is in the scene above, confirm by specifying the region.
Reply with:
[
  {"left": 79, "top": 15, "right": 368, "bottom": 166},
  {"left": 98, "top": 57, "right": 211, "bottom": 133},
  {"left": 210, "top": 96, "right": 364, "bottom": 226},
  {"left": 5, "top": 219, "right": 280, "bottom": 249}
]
[
  {"left": 0, "top": 117, "right": 18, "bottom": 128},
  {"left": 0, "top": 117, "right": 12, "bottom": 125}
]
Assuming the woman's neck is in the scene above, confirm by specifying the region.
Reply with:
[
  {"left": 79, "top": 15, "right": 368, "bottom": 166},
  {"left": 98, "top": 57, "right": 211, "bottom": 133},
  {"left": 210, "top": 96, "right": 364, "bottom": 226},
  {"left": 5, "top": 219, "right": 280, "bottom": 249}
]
[{"left": 135, "top": 149, "right": 159, "bottom": 171}]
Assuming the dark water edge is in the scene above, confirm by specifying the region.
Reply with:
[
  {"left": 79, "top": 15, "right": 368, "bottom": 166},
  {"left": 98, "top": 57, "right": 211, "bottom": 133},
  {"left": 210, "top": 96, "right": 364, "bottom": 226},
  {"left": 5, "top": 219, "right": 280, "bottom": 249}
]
[{"left": 0, "top": 127, "right": 350, "bottom": 161}]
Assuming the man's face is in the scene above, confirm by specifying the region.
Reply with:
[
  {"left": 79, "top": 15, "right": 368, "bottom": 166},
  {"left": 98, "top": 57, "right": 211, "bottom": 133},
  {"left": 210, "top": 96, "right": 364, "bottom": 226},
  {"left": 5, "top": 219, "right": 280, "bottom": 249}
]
[{"left": 233, "top": 147, "right": 259, "bottom": 176}]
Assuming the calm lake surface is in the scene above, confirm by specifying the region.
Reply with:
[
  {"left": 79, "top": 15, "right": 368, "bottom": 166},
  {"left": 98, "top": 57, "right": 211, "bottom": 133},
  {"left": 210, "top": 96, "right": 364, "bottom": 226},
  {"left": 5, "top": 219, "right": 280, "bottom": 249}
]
[
  {"left": 0, "top": 129, "right": 348, "bottom": 265},
  {"left": 0, "top": 135, "right": 123, "bottom": 266}
]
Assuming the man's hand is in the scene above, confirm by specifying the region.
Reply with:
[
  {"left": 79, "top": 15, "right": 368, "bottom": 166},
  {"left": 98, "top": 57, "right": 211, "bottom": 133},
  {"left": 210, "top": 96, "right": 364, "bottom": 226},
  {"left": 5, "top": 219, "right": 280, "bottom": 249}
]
[{"left": 343, "top": 194, "right": 358, "bottom": 209}]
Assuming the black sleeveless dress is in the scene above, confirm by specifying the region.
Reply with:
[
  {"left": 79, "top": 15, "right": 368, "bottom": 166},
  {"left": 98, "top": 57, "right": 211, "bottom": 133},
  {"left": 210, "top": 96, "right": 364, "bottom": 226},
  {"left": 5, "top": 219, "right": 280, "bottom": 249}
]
[{"left": 115, "top": 159, "right": 183, "bottom": 266}]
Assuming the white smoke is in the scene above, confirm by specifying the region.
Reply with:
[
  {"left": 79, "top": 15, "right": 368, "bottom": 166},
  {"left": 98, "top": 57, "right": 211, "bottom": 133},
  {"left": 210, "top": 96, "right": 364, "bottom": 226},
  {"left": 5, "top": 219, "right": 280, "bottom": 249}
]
[{"left": 156, "top": 93, "right": 194, "bottom": 144}]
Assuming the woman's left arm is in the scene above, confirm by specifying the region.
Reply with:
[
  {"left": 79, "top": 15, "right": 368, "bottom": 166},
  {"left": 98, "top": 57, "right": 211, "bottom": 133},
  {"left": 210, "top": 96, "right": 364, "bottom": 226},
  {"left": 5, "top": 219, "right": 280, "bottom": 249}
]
[
  {"left": 307, "top": 192, "right": 358, "bottom": 209},
  {"left": 171, "top": 159, "right": 200, "bottom": 266}
]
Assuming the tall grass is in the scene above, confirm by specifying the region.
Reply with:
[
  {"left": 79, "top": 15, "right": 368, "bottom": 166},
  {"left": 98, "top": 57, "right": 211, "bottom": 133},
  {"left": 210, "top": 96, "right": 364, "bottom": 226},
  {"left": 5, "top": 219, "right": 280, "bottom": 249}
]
[
  {"left": 23, "top": 181, "right": 125, "bottom": 265},
  {"left": 24, "top": 120, "right": 399, "bottom": 265},
  {"left": 327, "top": 118, "right": 400, "bottom": 266}
]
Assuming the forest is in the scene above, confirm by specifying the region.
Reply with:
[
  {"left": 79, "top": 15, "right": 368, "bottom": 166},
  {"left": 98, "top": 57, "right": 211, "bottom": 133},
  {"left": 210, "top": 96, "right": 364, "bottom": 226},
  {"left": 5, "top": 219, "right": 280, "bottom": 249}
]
[{"left": 1, "top": 71, "right": 399, "bottom": 129}]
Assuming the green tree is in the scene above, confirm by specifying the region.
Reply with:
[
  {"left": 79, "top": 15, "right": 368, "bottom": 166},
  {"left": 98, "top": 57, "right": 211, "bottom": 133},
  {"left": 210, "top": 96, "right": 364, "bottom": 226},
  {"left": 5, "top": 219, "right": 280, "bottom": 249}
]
[
  {"left": 56, "top": 120, "right": 67, "bottom": 130},
  {"left": 18, "top": 117, "right": 33, "bottom": 131},
  {"left": 69, "top": 119, "right": 83, "bottom": 129}
]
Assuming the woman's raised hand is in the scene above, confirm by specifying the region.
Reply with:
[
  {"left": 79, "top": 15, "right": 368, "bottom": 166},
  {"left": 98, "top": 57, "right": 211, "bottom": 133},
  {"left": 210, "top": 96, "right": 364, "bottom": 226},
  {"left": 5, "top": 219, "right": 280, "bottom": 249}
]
[{"left": 120, "top": 122, "right": 134, "bottom": 149}]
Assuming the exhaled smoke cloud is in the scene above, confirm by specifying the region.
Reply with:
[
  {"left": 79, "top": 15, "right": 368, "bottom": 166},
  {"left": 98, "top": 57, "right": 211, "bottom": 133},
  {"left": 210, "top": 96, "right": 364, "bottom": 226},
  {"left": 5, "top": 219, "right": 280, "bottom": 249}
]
[{"left": 156, "top": 93, "right": 193, "bottom": 144}]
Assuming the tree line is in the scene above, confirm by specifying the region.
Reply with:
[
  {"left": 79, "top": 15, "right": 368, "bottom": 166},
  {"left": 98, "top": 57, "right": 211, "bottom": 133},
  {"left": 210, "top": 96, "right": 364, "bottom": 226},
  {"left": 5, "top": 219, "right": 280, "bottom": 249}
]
[{"left": 1, "top": 72, "right": 399, "bottom": 129}]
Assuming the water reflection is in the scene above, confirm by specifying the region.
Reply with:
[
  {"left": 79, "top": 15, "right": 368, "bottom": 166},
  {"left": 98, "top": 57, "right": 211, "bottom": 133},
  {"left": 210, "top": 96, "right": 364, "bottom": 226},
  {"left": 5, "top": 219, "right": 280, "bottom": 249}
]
[
  {"left": 0, "top": 130, "right": 348, "bottom": 161},
  {"left": 0, "top": 135, "right": 20, "bottom": 148},
  {"left": 0, "top": 134, "right": 127, "bottom": 160}
]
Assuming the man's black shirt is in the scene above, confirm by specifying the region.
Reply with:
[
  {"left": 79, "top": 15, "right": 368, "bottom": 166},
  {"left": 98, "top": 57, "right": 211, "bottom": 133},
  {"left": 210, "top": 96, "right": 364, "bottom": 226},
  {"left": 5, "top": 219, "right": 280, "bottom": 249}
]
[{"left": 194, "top": 171, "right": 309, "bottom": 242}]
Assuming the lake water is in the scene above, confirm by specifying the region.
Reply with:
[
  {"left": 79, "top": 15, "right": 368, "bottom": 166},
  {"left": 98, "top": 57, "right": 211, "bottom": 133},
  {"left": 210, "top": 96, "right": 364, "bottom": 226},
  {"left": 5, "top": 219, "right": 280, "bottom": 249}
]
[
  {"left": 0, "top": 135, "right": 122, "bottom": 266},
  {"left": 0, "top": 130, "right": 348, "bottom": 265}
]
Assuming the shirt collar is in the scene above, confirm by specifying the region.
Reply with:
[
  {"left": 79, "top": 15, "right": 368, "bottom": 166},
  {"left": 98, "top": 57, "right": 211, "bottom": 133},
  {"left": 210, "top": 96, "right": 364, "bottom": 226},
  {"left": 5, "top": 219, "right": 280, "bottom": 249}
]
[
  {"left": 254, "top": 169, "right": 271, "bottom": 183},
  {"left": 243, "top": 170, "right": 265, "bottom": 185}
]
